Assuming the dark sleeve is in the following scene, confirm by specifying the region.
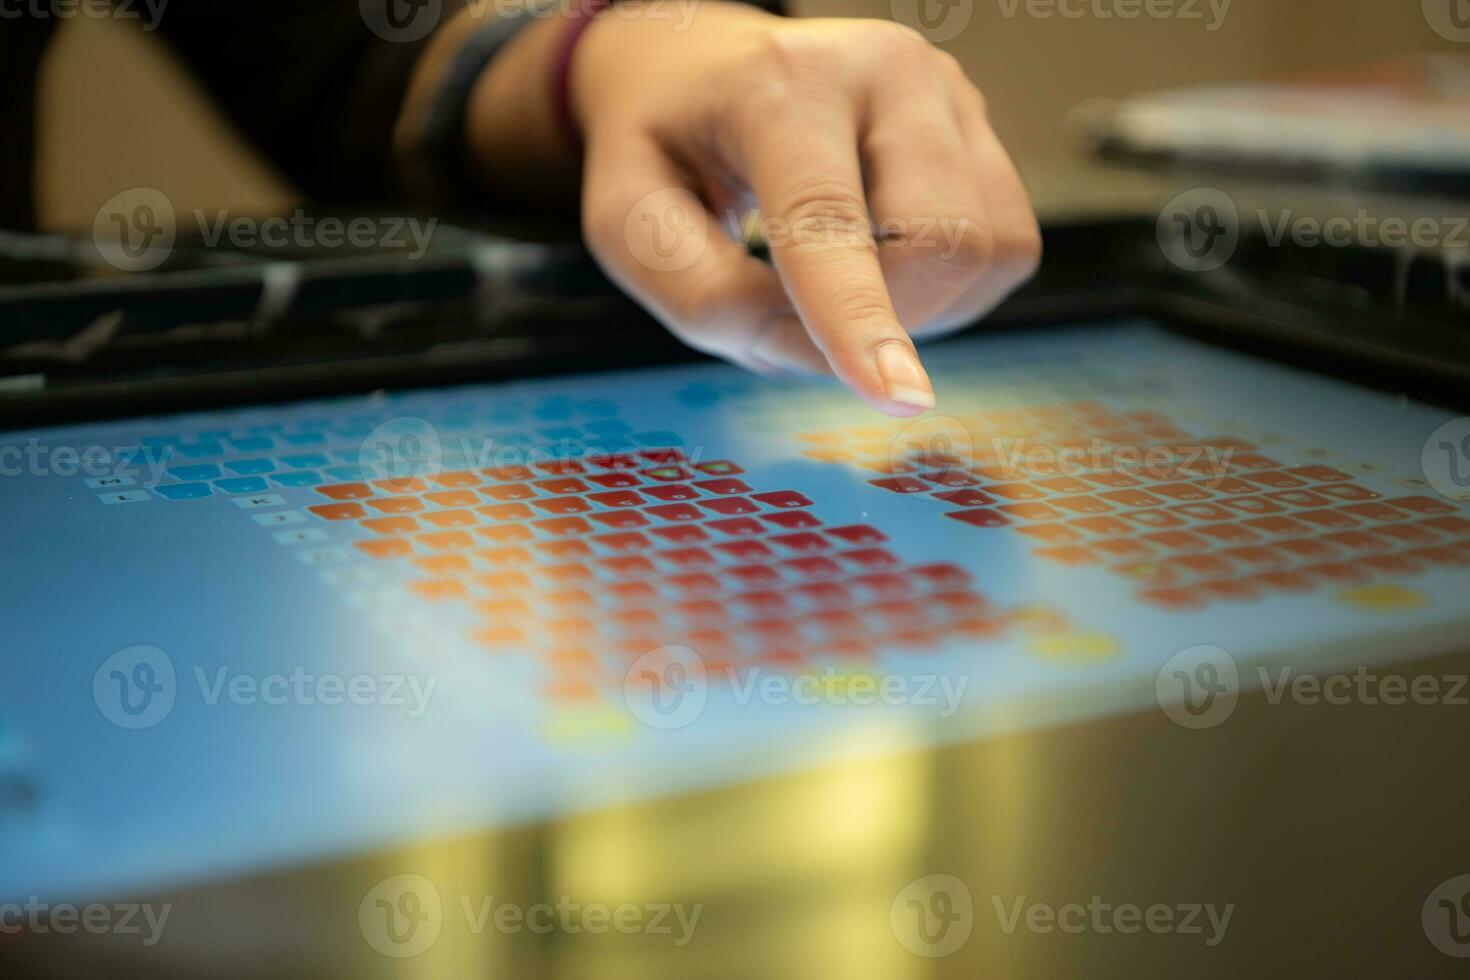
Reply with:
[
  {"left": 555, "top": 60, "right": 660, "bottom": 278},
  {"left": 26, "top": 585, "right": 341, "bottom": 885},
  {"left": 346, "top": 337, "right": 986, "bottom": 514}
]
[{"left": 147, "top": 1, "right": 469, "bottom": 205}]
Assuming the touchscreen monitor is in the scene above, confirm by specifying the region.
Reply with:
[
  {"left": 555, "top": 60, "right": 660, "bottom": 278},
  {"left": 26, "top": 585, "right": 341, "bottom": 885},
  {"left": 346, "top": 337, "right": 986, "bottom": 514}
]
[{"left": 5, "top": 317, "right": 1468, "bottom": 902}]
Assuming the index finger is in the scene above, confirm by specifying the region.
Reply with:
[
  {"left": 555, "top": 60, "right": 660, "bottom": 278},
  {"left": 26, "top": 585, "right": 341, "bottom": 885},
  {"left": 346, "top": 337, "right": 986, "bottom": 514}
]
[{"left": 739, "top": 102, "right": 936, "bottom": 417}]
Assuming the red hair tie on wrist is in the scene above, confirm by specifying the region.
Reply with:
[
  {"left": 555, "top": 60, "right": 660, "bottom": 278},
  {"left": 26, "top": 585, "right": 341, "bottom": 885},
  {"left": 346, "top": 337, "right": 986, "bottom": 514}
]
[{"left": 551, "top": 0, "right": 613, "bottom": 152}]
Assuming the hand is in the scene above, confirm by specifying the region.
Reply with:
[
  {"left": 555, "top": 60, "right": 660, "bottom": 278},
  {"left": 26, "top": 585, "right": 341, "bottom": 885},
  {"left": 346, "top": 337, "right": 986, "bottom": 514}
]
[
  {"left": 441, "top": 2, "right": 1040, "bottom": 415},
  {"left": 572, "top": 4, "right": 1039, "bottom": 416}
]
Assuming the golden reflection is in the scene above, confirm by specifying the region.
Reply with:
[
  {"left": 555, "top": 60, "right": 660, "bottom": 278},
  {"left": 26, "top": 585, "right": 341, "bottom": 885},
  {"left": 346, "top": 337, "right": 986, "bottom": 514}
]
[
  {"left": 546, "top": 728, "right": 936, "bottom": 980},
  {"left": 61, "top": 649, "right": 1463, "bottom": 979}
]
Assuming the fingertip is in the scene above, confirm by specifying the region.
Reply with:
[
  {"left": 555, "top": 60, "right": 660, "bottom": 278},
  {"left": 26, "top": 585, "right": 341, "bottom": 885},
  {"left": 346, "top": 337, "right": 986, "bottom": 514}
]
[
  {"left": 841, "top": 372, "right": 938, "bottom": 419},
  {"left": 879, "top": 393, "right": 936, "bottom": 418},
  {"left": 873, "top": 340, "right": 936, "bottom": 415},
  {"left": 867, "top": 393, "right": 936, "bottom": 419}
]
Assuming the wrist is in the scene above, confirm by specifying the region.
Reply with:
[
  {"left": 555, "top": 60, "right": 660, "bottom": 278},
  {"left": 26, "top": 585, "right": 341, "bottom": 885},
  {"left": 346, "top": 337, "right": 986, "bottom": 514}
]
[
  {"left": 393, "top": 5, "right": 496, "bottom": 194},
  {"left": 461, "top": 9, "right": 589, "bottom": 204},
  {"left": 550, "top": 0, "right": 614, "bottom": 151},
  {"left": 396, "top": 2, "right": 579, "bottom": 209}
]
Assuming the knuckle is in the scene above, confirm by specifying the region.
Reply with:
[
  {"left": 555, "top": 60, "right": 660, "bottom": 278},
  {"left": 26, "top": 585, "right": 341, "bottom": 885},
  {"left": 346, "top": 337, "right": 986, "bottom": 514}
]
[
  {"left": 671, "top": 324, "right": 741, "bottom": 365},
  {"left": 944, "top": 218, "right": 995, "bottom": 271},
  {"left": 740, "top": 33, "right": 839, "bottom": 121},
  {"left": 774, "top": 176, "right": 874, "bottom": 251},
  {"left": 993, "top": 221, "right": 1044, "bottom": 278},
  {"left": 827, "top": 285, "right": 896, "bottom": 328},
  {"left": 883, "top": 217, "right": 992, "bottom": 290},
  {"left": 879, "top": 213, "right": 1039, "bottom": 299},
  {"left": 580, "top": 197, "right": 623, "bottom": 257},
  {"left": 681, "top": 328, "right": 736, "bottom": 360},
  {"left": 934, "top": 49, "right": 966, "bottom": 79},
  {"left": 969, "top": 85, "right": 989, "bottom": 119},
  {"left": 739, "top": 73, "right": 789, "bottom": 126},
  {"left": 679, "top": 261, "right": 738, "bottom": 323},
  {"left": 865, "top": 119, "right": 953, "bottom": 162},
  {"left": 754, "top": 27, "right": 843, "bottom": 78},
  {"left": 654, "top": 292, "right": 737, "bottom": 357},
  {"left": 852, "top": 17, "right": 930, "bottom": 53}
]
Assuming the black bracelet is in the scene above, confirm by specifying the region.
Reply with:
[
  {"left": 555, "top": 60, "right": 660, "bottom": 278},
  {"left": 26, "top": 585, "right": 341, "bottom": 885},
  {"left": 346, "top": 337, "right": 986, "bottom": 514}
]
[{"left": 416, "top": 5, "right": 546, "bottom": 205}]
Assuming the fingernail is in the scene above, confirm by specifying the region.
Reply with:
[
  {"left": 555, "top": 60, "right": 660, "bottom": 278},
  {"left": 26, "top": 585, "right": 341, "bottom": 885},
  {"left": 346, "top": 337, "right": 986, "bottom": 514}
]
[{"left": 875, "top": 342, "right": 935, "bottom": 414}]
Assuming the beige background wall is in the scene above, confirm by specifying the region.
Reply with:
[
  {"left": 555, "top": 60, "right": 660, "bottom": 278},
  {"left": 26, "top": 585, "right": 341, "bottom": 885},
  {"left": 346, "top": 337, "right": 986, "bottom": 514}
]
[{"left": 35, "top": 0, "right": 1468, "bottom": 230}]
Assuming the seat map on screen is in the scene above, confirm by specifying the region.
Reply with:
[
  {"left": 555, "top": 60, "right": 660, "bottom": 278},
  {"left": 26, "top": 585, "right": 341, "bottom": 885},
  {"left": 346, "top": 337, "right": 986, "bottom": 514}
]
[{"left": 4, "top": 319, "right": 1469, "bottom": 901}]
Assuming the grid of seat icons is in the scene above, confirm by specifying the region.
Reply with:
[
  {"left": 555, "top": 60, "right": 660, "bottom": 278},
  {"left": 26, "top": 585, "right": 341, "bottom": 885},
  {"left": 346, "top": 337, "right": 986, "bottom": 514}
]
[
  {"left": 800, "top": 401, "right": 1470, "bottom": 610},
  {"left": 90, "top": 404, "right": 1062, "bottom": 706}
]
